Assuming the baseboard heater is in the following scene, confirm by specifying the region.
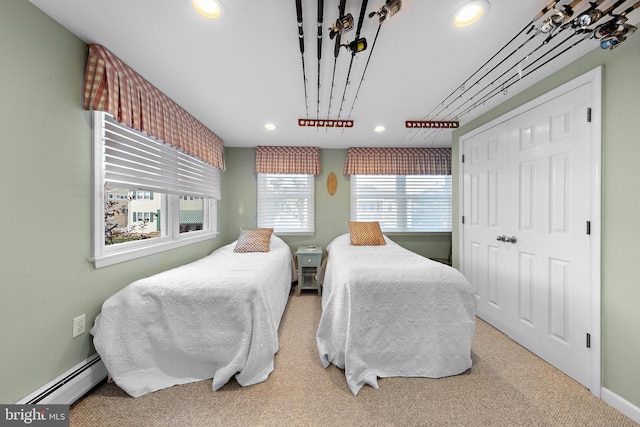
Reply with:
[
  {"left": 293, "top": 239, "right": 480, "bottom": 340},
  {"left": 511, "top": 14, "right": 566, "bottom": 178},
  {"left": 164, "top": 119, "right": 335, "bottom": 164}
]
[{"left": 17, "top": 353, "right": 107, "bottom": 405}]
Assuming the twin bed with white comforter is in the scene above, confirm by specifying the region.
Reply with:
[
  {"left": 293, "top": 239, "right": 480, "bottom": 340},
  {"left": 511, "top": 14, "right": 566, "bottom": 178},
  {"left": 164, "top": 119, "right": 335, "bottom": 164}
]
[
  {"left": 91, "top": 234, "right": 292, "bottom": 397},
  {"left": 93, "top": 229, "right": 475, "bottom": 397},
  {"left": 316, "top": 233, "right": 476, "bottom": 395}
]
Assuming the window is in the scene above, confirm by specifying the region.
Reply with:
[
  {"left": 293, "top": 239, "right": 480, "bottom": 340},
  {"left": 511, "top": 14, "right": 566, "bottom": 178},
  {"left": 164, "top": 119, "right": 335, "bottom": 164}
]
[
  {"left": 351, "top": 174, "right": 452, "bottom": 232},
  {"left": 135, "top": 191, "right": 153, "bottom": 200},
  {"left": 179, "top": 196, "right": 204, "bottom": 233},
  {"left": 257, "top": 174, "right": 314, "bottom": 234},
  {"left": 92, "top": 112, "right": 221, "bottom": 268}
]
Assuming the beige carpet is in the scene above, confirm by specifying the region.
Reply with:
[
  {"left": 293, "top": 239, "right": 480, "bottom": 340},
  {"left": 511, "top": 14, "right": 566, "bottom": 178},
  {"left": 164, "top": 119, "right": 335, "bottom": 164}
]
[{"left": 70, "top": 292, "right": 637, "bottom": 426}]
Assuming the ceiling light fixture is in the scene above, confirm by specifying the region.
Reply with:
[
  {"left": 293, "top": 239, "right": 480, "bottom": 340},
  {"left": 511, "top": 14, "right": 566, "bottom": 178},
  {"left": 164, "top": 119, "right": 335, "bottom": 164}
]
[
  {"left": 192, "top": 0, "right": 223, "bottom": 20},
  {"left": 453, "top": 0, "right": 490, "bottom": 28},
  {"left": 264, "top": 123, "right": 277, "bottom": 131},
  {"left": 374, "top": 126, "right": 386, "bottom": 133}
]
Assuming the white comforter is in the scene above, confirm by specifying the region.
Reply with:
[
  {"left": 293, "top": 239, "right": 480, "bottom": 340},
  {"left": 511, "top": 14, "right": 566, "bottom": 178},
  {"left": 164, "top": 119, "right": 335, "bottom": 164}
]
[
  {"left": 91, "top": 236, "right": 292, "bottom": 397},
  {"left": 316, "top": 234, "right": 476, "bottom": 395}
]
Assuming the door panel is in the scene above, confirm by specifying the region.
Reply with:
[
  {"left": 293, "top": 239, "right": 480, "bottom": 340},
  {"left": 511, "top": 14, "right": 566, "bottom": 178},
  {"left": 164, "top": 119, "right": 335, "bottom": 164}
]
[
  {"left": 488, "top": 245, "right": 500, "bottom": 308},
  {"left": 548, "top": 257, "right": 570, "bottom": 343},
  {"left": 518, "top": 251, "right": 535, "bottom": 326},
  {"left": 549, "top": 153, "right": 570, "bottom": 234}
]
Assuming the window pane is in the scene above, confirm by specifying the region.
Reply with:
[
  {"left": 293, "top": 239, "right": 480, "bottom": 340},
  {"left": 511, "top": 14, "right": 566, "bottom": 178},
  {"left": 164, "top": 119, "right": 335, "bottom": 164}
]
[
  {"left": 179, "top": 196, "right": 204, "bottom": 233},
  {"left": 104, "top": 188, "right": 163, "bottom": 245},
  {"left": 351, "top": 175, "right": 452, "bottom": 232},
  {"left": 257, "top": 174, "right": 314, "bottom": 233}
]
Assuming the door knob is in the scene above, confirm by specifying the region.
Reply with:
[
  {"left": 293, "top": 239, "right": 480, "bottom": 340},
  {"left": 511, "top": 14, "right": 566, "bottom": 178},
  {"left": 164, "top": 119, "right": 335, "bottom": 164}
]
[
  {"left": 506, "top": 236, "right": 518, "bottom": 244},
  {"left": 496, "top": 235, "right": 507, "bottom": 242}
]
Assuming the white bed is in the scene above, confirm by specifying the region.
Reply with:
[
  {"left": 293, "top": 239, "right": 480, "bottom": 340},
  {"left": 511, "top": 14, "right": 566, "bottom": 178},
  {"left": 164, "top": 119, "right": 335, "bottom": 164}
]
[
  {"left": 91, "top": 235, "right": 292, "bottom": 397},
  {"left": 316, "top": 233, "right": 476, "bottom": 395}
]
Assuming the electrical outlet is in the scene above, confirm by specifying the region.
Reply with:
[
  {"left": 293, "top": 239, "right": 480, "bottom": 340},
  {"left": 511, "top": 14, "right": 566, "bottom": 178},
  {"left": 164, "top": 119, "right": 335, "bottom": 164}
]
[{"left": 72, "top": 314, "right": 86, "bottom": 338}]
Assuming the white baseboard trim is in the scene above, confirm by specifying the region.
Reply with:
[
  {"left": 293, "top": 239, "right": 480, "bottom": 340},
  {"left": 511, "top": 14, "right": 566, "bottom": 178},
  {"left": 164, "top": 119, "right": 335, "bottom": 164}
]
[
  {"left": 16, "top": 354, "right": 107, "bottom": 405},
  {"left": 601, "top": 387, "right": 640, "bottom": 424}
]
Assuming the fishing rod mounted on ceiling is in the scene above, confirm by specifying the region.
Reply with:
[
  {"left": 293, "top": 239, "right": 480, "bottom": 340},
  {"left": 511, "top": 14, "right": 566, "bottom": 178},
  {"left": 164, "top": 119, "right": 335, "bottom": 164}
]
[
  {"left": 338, "top": 0, "right": 403, "bottom": 113},
  {"left": 443, "top": 0, "right": 633, "bottom": 120},
  {"left": 295, "top": 0, "right": 310, "bottom": 119},
  {"left": 343, "top": 0, "right": 402, "bottom": 124},
  {"left": 325, "top": 0, "right": 349, "bottom": 124},
  {"left": 316, "top": 0, "right": 324, "bottom": 122},
  {"left": 403, "top": 0, "right": 639, "bottom": 144},
  {"left": 336, "top": 0, "right": 370, "bottom": 121},
  {"left": 297, "top": 0, "right": 402, "bottom": 130}
]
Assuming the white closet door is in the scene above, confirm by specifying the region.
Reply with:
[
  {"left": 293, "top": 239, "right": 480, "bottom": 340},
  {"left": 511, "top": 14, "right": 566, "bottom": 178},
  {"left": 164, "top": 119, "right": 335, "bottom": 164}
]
[
  {"left": 462, "top": 81, "right": 594, "bottom": 389},
  {"left": 462, "top": 123, "right": 513, "bottom": 329}
]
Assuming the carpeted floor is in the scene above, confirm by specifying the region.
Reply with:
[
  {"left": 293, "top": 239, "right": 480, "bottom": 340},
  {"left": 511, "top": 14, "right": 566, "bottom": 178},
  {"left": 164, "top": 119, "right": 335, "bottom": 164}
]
[{"left": 70, "top": 291, "right": 638, "bottom": 426}]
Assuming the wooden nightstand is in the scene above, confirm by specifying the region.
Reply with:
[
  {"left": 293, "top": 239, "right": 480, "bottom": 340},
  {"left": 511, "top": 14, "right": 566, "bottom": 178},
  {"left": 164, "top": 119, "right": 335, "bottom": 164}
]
[{"left": 295, "top": 246, "right": 322, "bottom": 296}]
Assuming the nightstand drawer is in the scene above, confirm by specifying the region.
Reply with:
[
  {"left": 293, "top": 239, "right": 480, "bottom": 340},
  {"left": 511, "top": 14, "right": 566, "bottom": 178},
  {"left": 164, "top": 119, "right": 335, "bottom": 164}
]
[{"left": 300, "top": 255, "right": 321, "bottom": 266}]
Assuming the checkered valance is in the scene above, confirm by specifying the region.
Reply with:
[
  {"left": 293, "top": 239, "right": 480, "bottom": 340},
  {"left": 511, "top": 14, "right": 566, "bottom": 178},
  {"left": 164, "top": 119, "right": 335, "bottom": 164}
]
[
  {"left": 254, "top": 146, "right": 321, "bottom": 175},
  {"left": 82, "top": 44, "right": 225, "bottom": 170},
  {"left": 344, "top": 147, "right": 451, "bottom": 175}
]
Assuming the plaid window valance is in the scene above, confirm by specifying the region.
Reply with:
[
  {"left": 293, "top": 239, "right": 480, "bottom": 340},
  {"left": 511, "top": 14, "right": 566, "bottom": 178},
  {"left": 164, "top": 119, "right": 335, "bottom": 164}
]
[
  {"left": 82, "top": 44, "right": 225, "bottom": 170},
  {"left": 254, "top": 146, "right": 321, "bottom": 175},
  {"left": 344, "top": 147, "right": 451, "bottom": 175}
]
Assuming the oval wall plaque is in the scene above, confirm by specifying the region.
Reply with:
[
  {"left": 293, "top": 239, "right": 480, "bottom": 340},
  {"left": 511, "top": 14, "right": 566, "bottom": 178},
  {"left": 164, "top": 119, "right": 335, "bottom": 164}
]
[{"left": 327, "top": 172, "right": 337, "bottom": 195}]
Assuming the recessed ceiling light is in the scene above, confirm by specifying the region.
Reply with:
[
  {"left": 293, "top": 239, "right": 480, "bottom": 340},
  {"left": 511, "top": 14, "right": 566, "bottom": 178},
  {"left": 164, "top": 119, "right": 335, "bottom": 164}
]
[
  {"left": 373, "top": 126, "right": 386, "bottom": 133},
  {"left": 264, "top": 123, "right": 277, "bottom": 131},
  {"left": 192, "top": 0, "right": 223, "bottom": 20},
  {"left": 454, "top": 0, "right": 490, "bottom": 28}
]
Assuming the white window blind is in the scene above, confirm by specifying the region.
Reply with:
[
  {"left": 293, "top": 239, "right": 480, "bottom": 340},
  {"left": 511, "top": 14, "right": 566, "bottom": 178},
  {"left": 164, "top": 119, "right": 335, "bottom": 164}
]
[
  {"left": 257, "top": 174, "right": 314, "bottom": 233},
  {"left": 351, "top": 175, "right": 452, "bottom": 232},
  {"left": 92, "top": 111, "right": 219, "bottom": 268},
  {"left": 101, "top": 113, "right": 221, "bottom": 199}
]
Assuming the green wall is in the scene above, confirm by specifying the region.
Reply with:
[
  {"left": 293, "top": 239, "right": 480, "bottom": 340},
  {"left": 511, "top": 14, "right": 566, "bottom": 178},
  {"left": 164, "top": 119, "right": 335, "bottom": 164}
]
[
  {"left": 222, "top": 147, "right": 452, "bottom": 260},
  {"left": 0, "top": 1, "right": 228, "bottom": 404},
  {"left": 452, "top": 35, "right": 640, "bottom": 407}
]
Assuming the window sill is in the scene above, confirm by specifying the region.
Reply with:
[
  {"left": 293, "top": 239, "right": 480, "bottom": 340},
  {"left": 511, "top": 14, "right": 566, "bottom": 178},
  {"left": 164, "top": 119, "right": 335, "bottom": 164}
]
[
  {"left": 91, "top": 232, "right": 219, "bottom": 268},
  {"left": 274, "top": 232, "right": 315, "bottom": 237}
]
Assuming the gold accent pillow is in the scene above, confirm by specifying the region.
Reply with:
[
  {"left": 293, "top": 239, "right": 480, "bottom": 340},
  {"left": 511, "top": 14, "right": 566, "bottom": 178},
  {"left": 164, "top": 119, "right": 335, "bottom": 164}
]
[
  {"left": 233, "top": 228, "right": 274, "bottom": 253},
  {"left": 347, "top": 221, "right": 386, "bottom": 246}
]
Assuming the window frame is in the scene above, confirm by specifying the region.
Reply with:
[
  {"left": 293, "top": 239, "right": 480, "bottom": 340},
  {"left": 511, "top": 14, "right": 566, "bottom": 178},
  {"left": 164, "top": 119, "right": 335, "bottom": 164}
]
[
  {"left": 350, "top": 174, "right": 453, "bottom": 234},
  {"left": 256, "top": 173, "right": 315, "bottom": 235},
  {"left": 91, "top": 112, "right": 218, "bottom": 268}
]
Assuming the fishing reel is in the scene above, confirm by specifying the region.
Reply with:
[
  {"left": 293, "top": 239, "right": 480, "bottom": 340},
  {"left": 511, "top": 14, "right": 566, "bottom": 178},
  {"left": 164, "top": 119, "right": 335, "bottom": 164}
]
[
  {"left": 593, "top": 16, "right": 637, "bottom": 50},
  {"left": 564, "top": 9, "right": 603, "bottom": 32},
  {"left": 368, "top": 0, "right": 402, "bottom": 23},
  {"left": 537, "top": 3, "right": 577, "bottom": 35},
  {"left": 342, "top": 37, "right": 368, "bottom": 53},
  {"left": 538, "top": 11, "right": 569, "bottom": 34},
  {"left": 593, "top": 15, "right": 631, "bottom": 39},
  {"left": 329, "top": 13, "right": 354, "bottom": 39}
]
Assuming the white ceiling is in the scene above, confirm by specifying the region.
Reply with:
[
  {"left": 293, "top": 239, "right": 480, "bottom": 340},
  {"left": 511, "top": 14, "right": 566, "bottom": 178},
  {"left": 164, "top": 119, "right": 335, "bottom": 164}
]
[{"left": 28, "top": 0, "right": 639, "bottom": 148}]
